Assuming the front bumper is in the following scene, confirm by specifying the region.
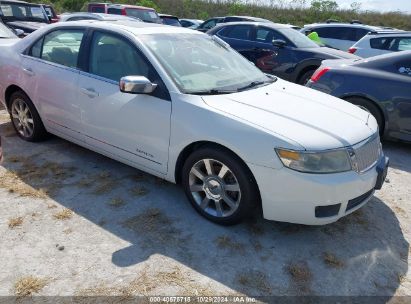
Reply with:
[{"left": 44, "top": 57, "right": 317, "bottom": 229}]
[{"left": 248, "top": 154, "right": 389, "bottom": 225}]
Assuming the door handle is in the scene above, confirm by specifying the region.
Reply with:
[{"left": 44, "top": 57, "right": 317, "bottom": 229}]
[
  {"left": 22, "top": 67, "right": 35, "bottom": 77},
  {"left": 80, "top": 87, "right": 99, "bottom": 98}
]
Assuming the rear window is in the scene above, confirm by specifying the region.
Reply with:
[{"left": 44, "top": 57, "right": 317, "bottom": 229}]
[
  {"left": 107, "top": 8, "right": 122, "bottom": 15},
  {"left": 161, "top": 17, "right": 181, "bottom": 26},
  {"left": 315, "top": 27, "right": 357, "bottom": 41},
  {"left": 125, "top": 8, "right": 160, "bottom": 23},
  {"left": 90, "top": 6, "right": 105, "bottom": 13}
]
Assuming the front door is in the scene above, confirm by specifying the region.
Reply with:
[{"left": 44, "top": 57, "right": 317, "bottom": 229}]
[{"left": 77, "top": 30, "right": 171, "bottom": 174}]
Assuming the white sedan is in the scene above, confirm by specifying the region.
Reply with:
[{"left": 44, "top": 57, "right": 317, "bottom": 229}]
[{"left": 0, "top": 21, "right": 389, "bottom": 225}]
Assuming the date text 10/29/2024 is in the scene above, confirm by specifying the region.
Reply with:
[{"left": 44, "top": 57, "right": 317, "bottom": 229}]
[{"left": 149, "top": 297, "right": 257, "bottom": 303}]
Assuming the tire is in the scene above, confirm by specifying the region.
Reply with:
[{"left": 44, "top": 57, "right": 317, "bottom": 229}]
[
  {"left": 9, "top": 91, "right": 48, "bottom": 142},
  {"left": 345, "top": 97, "right": 384, "bottom": 136},
  {"left": 298, "top": 69, "right": 316, "bottom": 85},
  {"left": 182, "top": 146, "right": 259, "bottom": 225}
]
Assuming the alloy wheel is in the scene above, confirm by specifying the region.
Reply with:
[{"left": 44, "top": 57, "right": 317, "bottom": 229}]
[
  {"left": 11, "top": 98, "right": 34, "bottom": 138},
  {"left": 189, "top": 158, "right": 241, "bottom": 218}
]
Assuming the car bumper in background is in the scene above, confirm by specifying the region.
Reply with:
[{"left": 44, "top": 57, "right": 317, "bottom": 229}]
[{"left": 248, "top": 154, "right": 389, "bottom": 225}]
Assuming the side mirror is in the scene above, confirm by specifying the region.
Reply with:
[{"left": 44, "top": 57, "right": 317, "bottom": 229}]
[
  {"left": 14, "top": 29, "right": 25, "bottom": 38},
  {"left": 272, "top": 39, "right": 287, "bottom": 48},
  {"left": 119, "top": 76, "right": 157, "bottom": 94}
]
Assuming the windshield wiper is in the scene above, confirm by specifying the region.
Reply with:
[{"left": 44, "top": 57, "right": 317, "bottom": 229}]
[
  {"left": 237, "top": 80, "right": 270, "bottom": 92},
  {"left": 189, "top": 89, "right": 236, "bottom": 95}
]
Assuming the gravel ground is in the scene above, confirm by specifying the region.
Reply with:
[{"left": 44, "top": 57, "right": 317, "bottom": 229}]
[{"left": 0, "top": 107, "right": 410, "bottom": 299}]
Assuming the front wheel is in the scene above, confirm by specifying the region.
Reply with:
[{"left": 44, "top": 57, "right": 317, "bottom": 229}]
[{"left": 182, "top": 146, "right": 259, "bottom": 225}]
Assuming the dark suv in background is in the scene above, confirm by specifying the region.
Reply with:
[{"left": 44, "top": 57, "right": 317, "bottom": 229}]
[
  {"left": 208, "top": 22, "right": 358, "bottom": 84},
  {"left": 0, "top": 0, "right": 50, "bottom": 34},
  {"left": 300, "top": 22, "right": 387, "bottom": 51}
]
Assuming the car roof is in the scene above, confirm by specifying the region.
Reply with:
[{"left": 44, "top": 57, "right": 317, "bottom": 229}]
[
  {"left": 212, "top": 21, "right": 289, "bottom": 29},
  {"left": 60, "top": 12, "right": 138, "bottom": 21},
  {"left": 48, "top": 20, "right": 202, "bottom": 35},
  {"left": 0, "top": 0, "right": 42, "bottom": 6},
  {"left": 366, "top": 31, "right": 411, "bottom": 36},
  {"left": 303, "top": 23, "right": 381, "bottom": 30},
  {"left": 106, "top": 4, "right": 155, "bottom": 10}
]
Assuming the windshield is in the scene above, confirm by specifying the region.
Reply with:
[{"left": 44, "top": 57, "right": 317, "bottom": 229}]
[
  {"left": 278, "top": 28, "right": 319, "bottom": 48},
  {"left": 141, "top": 33, "right": 272, "bottom": 94},
  {"left": 126, "top": 8, "right": 160, "bottom": 23},
  {"left": 0, "top": 3, "right": 48, "bottom": 23},
  {"left": 0, "top": 22, "right": 16, "bottom": 38}
]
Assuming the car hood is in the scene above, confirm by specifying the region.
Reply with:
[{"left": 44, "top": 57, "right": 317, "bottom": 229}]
[
  {"left": 309, "top": 46, "right": 360, "bottom": 59},
  {"left": 202, "top": 79, "right": 377, "bottom": 150}
]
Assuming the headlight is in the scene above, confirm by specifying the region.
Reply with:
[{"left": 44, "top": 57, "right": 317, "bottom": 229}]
[{"left": 275, "top": 148, "right": 352, "bottom": 174}]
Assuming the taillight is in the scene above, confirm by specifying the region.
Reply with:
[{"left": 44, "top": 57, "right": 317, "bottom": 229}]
[
  {"left": 310, "top": 67, "right": 330, "bottom": 82},
  {"left": 348, "top": 47, "right": 357, "bottom": 54}
]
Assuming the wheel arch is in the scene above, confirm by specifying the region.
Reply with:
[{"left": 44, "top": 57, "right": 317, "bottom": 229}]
[
  {"left": 4, "top": 85, "right": 26, "bottom": 111},
  {"left": 174, "top": 141, "right": 259, "bottom": 194},
  {"left": 296, "top": 64, "right": 320, "bottom": 83},
  {"left": 340, "top": 94, "right": 386, "bottom": 134}
]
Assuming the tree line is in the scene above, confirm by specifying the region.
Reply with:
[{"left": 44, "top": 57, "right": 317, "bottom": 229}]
[{"left": 26, "top": 0, "right": 411, "bottom": 30}]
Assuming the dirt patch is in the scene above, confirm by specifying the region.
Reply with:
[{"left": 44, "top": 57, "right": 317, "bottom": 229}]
[
  {"left": 285, "top": 261, "right": 312, "bottom": 294},
  {"left": 237, "top": 270, "right": 272, "bottom": 294},
  {"left": 108, "top": 198, "right": 125, "bottom": 208},
  {"left": 53, "top": 209, "right": 73, "bottom": 220},
  {"left": 129, "top": 185, "right": 149, "bottom": 197},
  {"left": 323, "top": 252, "right": 344, "bottom": 268},
  {"left": 8, "top": 216, "right": 23, "bottom": 228},
  {"left": 13, "top": 276, "right": 47, "bottom": 297},
  {"left": 215, "top": 235, "right": 245, "bottom": 253}
]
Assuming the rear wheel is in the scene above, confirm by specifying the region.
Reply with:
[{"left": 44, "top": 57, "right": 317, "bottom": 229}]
[
  {"left": 345, "top": 97, "right": 384, "bottom": 136},
  {"left": 9, "top": 91, "right": 48, "bottom": 142},
  {"left": 298, "top": 69, "right": 316, "bottom": 85},
  {"left": 182, "top": 146, "right": 259, "bottom": 225}
]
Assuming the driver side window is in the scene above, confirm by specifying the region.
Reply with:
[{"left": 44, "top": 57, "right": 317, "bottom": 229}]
[{"left": 89, "top": 31, "right": 150, "bottom": 82}]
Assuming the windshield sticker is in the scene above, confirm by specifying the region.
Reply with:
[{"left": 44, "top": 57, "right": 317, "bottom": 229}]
[{"left": 399, "top": 67, "right": 411, "bottom": 76}]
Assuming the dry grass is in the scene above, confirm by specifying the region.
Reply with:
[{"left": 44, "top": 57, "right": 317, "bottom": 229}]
[
  {"left": 14, "top": 276, "right": 47, "bottom": 297},
  {"left": 78, "top": 265, "right": 214, "bottom": 296},
  {"left": 108, "top": 198, "right": 125, "bottom": 208},
  {"left": 215, "top": 235, "right": 245, "bottom": 253},
  {"left": 286, "top": 262, "right": 312, "bottom": 284},
  {"left": 53, "top": 209, "right": 73, "bottom": 220},
  {"left": 91, "top": 171, "right": 117, "bottom": 195},
  {"left": 63, "top": 228, "right": 73, "bottom": 234},
  {"left": 122, "top": 208, "right": 182, "bottom": 247},
  {"left": 129, "top": 172, "right": 147, "bottom": 182},
  {"left": 237, "top": 270, "right": 271, "bottom": 294},
  {"left": 323, "top": 252, "right": 344, "bottom": 268},
  {"left": 0, "top": 158, "right": 76, "bottom": 198},
  {"left": 129, "top": 185, "right": 149, "bottom": 197},
  {"left": 8, "top": 216, "right": 23, "bottom": 228}
]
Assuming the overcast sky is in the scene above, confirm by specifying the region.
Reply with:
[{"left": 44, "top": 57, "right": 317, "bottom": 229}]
[{"left": 333, "top": 0, "right": 411, "bottom": 12}]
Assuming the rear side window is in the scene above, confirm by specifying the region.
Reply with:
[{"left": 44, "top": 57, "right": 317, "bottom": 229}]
[
  {"left": 255, "top": 27, "right": 286, "bottom": 43},
  {"left": 107, "top": 7, "right": 122, "bottom": 15},
  {"left": 88, "top": 31, "right": 150, "bottom": 82},
  {"left": 200, "top": 19, "right": 218, "bottom": 30},
  {"left": 315, "top": 27, "right": 356, "bottom": 41},
  {"left": 370, "top": 37, "right": 411, "bottom": 51},
  {"left": 29, "top": 30, "right": 84, "bottom": 68},
  {"left": 220, "top": 25, "right": 252, "bottom": 40},
  {"left": 370, "top": 37, "right": 394, "bottom": 50}
]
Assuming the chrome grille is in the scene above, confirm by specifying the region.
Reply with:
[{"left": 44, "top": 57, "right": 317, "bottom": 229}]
[{"left": 351, "top": 135, "right": 381, "bottom": 173}]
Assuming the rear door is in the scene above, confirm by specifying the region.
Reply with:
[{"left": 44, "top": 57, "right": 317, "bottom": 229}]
[
  {"left": 77, "top": 30, "right": 171, "bottom": 174},
  {"left": 216, "top": 24, "right": 256, "bottom": 61},
  {"left": 21, "top": 28, "right": 85, "bottom": 141},
  {"left": 392, "top": 57, "right": 411, "bottom": 136}
]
